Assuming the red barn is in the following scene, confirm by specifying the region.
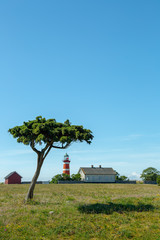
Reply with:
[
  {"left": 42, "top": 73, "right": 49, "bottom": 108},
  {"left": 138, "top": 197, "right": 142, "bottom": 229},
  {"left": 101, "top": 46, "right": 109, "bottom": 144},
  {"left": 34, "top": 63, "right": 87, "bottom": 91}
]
[{"left": 4, "top": 171, "right": 22, "bottom": 184}]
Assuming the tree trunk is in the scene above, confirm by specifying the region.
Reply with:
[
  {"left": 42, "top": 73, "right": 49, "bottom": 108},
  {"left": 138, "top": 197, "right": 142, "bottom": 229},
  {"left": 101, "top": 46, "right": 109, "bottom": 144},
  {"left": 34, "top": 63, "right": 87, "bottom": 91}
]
[{"left": 25, "top": 154, "right": 43, "bottom": 201}]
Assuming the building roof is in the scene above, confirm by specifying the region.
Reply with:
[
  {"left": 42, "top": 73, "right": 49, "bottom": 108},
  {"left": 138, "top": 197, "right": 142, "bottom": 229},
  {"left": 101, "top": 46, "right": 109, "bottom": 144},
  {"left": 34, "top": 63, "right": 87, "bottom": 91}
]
[
  {"left": 79, "top": 167, "right": 117, "bottom": 175},
  {"left": 4, "top": 171, "right": 22, "bottom": 179}
]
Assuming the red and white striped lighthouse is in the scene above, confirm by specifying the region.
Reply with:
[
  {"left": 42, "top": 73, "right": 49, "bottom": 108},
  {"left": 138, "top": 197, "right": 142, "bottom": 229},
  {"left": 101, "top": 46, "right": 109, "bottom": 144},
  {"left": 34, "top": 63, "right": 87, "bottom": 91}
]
[{"left": 63, "top": 153, "right": 70, "bottom": 176}]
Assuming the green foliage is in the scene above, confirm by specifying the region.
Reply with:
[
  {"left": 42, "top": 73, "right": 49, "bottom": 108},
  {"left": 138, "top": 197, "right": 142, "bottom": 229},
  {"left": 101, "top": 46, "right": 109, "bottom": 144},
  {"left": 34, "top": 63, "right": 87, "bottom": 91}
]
[
  {"left": 157, "top": 175, "right": 160, "bottom": 186},
  {"left": 120, "top": 175, "right": 128, "bottom": 181},
  {"left": 50, "top": 173, "right": 81, "bottom": 183},
  {"left": 50, "top": 174, "right": 64, "bottom": 184},
  {"left": 115, "top": 171, "right": 120, "bottom": 180},
  {"left": 115, "top": 172, "right": 128, "bottom": 181},
  {"left": 62, "top": 173, "right": 71, "bottom": 181},
  {"left": 71, "top": 173, "right": 81, "bottom": 181},
  {"left": 140, "top": 167, "right": 160, "bottom": 181},
  {"left": 50, "top": 174, "right": 71, "bottom": 184},
  {"left": 8, "top": 116, "right": 94, "bottom": 146}
]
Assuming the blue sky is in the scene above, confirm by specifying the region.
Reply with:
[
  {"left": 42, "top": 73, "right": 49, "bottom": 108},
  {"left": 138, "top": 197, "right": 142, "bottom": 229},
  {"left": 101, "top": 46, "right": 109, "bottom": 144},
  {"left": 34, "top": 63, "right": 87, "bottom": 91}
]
[{"left": 0, "top": 0, "right": 160, "bottom": 182}]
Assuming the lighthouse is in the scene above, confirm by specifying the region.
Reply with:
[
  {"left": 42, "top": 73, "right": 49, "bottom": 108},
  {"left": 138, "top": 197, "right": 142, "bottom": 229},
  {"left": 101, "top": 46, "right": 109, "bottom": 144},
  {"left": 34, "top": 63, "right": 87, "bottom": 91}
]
[{"left": 63, "top": 153, "right": 71, "bottom": 176}]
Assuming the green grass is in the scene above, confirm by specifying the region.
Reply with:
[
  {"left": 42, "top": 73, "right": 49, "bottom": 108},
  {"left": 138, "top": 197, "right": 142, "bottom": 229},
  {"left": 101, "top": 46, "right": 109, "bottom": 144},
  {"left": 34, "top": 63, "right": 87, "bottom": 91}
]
[{"left": 0, "top": 184, "right": 160, "bottom": 239}]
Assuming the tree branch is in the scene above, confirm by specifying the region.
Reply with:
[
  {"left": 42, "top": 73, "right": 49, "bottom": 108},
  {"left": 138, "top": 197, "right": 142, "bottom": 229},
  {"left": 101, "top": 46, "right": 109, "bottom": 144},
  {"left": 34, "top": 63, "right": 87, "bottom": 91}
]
[
  {"left": 41, "top": 143, "right": 50, "bottom": 153},
  {"left": 30, "top": 140, "right": 40, "bottom": 154},
  {"left": 42, "top": 144, "right": 53, "bottom": 160},
  {"left": 52, "top": 142, "right": 70, "bottom": 149}
]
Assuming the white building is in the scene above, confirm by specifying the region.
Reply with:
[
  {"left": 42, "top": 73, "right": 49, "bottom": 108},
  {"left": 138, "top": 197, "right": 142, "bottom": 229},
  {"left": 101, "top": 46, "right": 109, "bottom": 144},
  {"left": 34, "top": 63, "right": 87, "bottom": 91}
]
[{"left": 78, "top": 165, "right": 116, "bottom": 183}]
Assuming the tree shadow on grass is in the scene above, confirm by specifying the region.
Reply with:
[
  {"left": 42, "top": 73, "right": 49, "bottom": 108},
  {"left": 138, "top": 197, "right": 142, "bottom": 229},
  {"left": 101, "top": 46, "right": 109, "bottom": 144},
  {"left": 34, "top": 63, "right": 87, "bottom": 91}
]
[{"left": 78, "top": 202, "right": 155, "bottom": 214}]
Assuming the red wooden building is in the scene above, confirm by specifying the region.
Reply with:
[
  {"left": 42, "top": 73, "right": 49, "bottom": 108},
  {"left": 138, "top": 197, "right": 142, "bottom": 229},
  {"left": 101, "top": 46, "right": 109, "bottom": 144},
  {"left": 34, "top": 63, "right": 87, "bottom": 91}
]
[{"left": 4, "top": 171, "right": 22, "bottom": 184}]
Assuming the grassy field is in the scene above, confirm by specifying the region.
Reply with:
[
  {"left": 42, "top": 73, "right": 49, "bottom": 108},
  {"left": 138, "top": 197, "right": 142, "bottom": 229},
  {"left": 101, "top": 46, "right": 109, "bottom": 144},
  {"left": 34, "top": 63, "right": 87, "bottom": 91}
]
[{"left": 0, "top": 183, "right": 160, "bottom": 240}]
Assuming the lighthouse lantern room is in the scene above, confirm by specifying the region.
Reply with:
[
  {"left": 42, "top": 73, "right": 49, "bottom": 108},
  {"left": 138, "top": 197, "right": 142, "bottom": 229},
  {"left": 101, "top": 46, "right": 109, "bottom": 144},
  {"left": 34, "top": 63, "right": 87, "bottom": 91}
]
[{"left": 63, "top": 153, "right": 71, "bottom": 176}]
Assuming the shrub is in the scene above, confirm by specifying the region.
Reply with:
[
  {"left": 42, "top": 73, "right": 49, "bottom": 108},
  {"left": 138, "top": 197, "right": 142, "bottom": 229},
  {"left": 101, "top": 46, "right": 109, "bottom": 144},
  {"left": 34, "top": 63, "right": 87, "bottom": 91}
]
[
  {"left": 50, "top": 174, "right": 64, "bottom": 184},
  {"left": 157, "top": 175, "right": 160, "bottom": 186},
  {"left": 71, "top": 173, "right": 81, "bottom": 181},
  {"left": 50, "top": 173, "right": 81, "bottom": 183},
  {"left": 50, "top": 173, "right": 71, "bottom": 184}
]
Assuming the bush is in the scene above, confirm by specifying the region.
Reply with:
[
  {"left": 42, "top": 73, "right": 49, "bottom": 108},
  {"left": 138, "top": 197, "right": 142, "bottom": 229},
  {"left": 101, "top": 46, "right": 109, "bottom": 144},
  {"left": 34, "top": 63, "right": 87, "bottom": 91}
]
[
  {"left": 50, "top": 173, "right": 71, "bottom": 183},
  {"left": 71, "top": 173, "right": 81, "bottom": 181},
  {"left": 157, "top": 175, "right": 160, "bottom": 186},
  {"left": 50, "top": 174, "right": 64, "bottom": 184},
  {"left": 50, "top": 173, "right": 81, "bottom": 183}
]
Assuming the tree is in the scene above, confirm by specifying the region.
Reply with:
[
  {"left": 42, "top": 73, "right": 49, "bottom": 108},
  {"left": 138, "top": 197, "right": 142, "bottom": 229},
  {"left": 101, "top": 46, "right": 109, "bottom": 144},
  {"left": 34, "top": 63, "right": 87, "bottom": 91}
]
[
  {"left": 8, "top": 116, "right": 93, "bottom": 201},
  {"left": 120, "top": 175, "right": 128, "bottom": 181},
  {"left": 50, "top": 174, "right": 70, "bottom": 184},
  {"left": 140, "top": 167, "right": 160, "bottom": 181},
  {"left": 50, "top": 174, "right": 63, "bottom": 184},
  {"left": 61, "top": 173, "right": 71, "bottom": 181},
  {"left": 115, "top": 172, "right": 128, "bottom": 181},
  {"left": 71, "top": 173, "right": 81, "bottom": 181},
  {"left": 50, "top": 173, "right": 81, "bottom": 184},
  {"left": 157, "top": 175, "right": 160, "bottom": 186}
]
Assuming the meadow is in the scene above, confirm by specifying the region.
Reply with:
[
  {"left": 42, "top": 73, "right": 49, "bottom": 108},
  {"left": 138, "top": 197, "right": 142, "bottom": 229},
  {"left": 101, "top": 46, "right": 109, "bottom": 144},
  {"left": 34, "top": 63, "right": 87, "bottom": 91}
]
[{"left": 0, "top": 183, "right": 160, "bottom": 240}]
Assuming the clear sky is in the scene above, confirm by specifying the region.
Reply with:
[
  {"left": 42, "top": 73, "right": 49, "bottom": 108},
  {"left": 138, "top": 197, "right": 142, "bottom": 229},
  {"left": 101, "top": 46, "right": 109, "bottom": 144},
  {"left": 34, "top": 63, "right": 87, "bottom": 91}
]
[{"left": 0, "top": 0, "right": 160, "bottom": 182}]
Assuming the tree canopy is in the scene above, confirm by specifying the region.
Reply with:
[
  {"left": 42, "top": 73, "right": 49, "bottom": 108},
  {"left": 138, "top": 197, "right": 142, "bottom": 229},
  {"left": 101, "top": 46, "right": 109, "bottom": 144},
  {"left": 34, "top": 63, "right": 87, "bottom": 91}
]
[
  {"left": 8, "top": 116, "right": 93, "bottom": 200},
  {"left": 8, "top": 116, "right": 93, "bottom": 149},
  {"left": 115, "top": 172, "right": 128, "bottom": 181},
  {"left": 140, "top": 167, "right": 160, "bottom": 181}
]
